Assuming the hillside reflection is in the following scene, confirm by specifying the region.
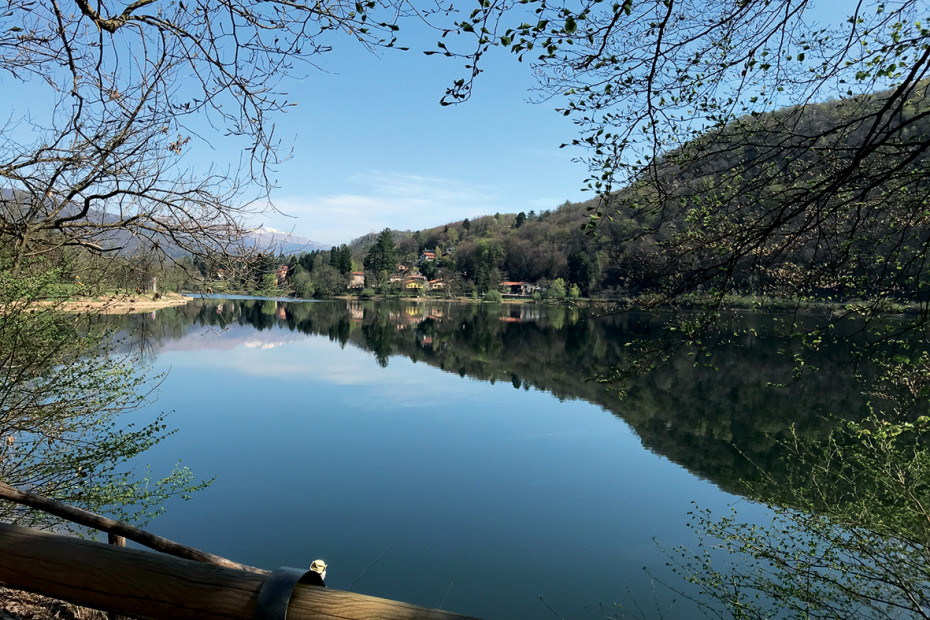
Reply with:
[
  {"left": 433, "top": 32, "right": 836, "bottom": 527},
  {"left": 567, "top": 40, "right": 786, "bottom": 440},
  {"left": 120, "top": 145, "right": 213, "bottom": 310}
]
[{"left": 122, "top": 297, "right": 880, "bottom": 499}]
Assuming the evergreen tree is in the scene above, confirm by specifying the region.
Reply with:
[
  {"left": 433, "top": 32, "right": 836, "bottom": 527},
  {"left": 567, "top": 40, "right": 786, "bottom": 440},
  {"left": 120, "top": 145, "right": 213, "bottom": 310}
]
[
  {"left": 567, "top": 250, "right": 594, "bottom": 296},
  {"left": 338, "top": 245, "right": 353, "bottom": 275},
  {"left": 364, "top": 229, "right": 397, "bottom": 276}
]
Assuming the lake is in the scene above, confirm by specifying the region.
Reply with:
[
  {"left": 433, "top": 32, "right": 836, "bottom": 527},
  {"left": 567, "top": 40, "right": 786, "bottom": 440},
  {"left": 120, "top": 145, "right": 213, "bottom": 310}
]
[{"left": 117, "top": 297, "right": 874, "bottom": 619}]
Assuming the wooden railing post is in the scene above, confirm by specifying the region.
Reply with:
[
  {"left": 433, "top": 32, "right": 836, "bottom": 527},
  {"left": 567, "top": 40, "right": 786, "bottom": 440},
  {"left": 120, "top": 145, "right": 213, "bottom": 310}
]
[
  {"left": 107, "top": 533, "right": 128, "bottom": 620},
  {"left": 108, "top": 533, "right": 127, "bottom": 547}
]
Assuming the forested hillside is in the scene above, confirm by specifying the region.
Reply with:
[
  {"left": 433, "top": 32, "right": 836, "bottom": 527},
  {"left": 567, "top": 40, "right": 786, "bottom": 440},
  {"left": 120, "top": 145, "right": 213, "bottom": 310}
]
[{"left": 277, "top": 81, "right": 930, "bottom": 301}]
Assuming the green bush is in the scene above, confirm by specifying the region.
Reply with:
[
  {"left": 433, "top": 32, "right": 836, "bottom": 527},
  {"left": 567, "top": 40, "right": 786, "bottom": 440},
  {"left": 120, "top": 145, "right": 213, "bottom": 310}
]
[
  {"left": 548, "top": 278, "right": 567, "bottom": 301},
  {"left": 484, "top": 290, "right": 503, "bottom": 303},
  {"left": 291, "top": 272, "right": 315, "bottom": 299},
  {"left": 0, "top": 256, "right": 209, "bottom": 528}
]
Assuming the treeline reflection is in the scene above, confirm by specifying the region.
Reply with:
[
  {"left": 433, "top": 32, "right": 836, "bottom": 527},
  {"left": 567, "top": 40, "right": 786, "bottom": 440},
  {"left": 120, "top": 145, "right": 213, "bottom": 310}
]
[{"left": 124, "top": 298, "right": 880, "bottom": 499}]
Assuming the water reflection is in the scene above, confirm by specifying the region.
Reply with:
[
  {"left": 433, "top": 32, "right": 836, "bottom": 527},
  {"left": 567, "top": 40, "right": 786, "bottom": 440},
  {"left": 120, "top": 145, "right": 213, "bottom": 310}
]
[
  {"left": 110, "top": 297, "right": 914, "bottom": 619},
  {"left": 123, "top": 297, "right": 877, "bottom": 499}
]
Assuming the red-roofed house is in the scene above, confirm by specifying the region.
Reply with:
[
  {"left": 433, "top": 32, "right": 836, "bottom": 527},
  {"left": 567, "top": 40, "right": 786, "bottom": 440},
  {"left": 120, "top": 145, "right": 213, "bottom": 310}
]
[{"left": 404, "top": 274, "right": 427, "bottom": 292}]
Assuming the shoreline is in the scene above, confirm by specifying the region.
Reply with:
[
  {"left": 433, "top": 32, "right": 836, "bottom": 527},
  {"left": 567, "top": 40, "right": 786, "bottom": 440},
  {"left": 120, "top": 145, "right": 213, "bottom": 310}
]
[
  {"left": 56, "top": 292, "right": 193, "bottom": 314},
  {"left": 180, "top": 290, "right": 925, "bottom": 318}
]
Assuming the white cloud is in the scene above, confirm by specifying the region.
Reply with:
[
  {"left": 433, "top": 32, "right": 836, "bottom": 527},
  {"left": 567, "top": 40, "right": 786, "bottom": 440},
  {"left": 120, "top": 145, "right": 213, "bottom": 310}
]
[
  {"left": 163, "top": 332, "right": 484, "bottom": 407},
  {"left": 258, "top": 171, "right": 523, "bottom": 245},
  {"left": 243, "top": 339, "right": 289, "bottom": 350}
]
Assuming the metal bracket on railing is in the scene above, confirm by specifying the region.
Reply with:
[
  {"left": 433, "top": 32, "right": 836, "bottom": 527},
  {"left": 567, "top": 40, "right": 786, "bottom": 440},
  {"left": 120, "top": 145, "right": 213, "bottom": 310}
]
[{"left": 254, "top": 566, "right": 326, "bottom": 620}]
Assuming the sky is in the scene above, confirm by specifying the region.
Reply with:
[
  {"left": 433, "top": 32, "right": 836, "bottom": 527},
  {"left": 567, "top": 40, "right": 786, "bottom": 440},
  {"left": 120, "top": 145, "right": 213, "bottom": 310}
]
[
  {"left": 226, "top": 0, "right": 859, "bottom": 247},
  {"left": 0, "top": 5, "right": 586, "bottom": 248},
  {"left": 1, "top": 0, "right": 860, "bottom": 249},
  {"left": 231, "top": 18, "right": 589, "bottom": 246}
]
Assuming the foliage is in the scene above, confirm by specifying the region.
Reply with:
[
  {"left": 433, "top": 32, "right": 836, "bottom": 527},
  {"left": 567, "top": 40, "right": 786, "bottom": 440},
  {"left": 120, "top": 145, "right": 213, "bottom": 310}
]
[
  {"left": 436, "top": 0, "right": 930, "bottom": 339},
  {"left": 669, "top": 412, "right": 930, "bottom": 619},
  {"left": 334, "top": 74, "right": 930, "bottom": 306},
  {"left": 330, "top": 245, "right": 354, "bottom": 276},
  {"left": 363, "top": 229, "right": 398, "bottom": 277},
  {"left": 567, "top": 250, "right": 594, "bottom": 296},
  {"left": 461, "top": 240, "right": 504, "bottom": 293},
  {"left": 0, "top": 11, "right": 430, "bottom": 516},
  {"left": 548, "top": 278, "right": 566, "bottom": 301},
  {"left": 483, "top": 289, "right": 503, "bottom": 303},
  {"left": 291, "top": 271, "right": 316, "bottom": 299},
  {"left": 420, "top": 259, "right": 439, "bottom": 281},
  {"left": 262, "top": 273, "right": 279, "bottom": 291},
  {"left": 310, "top": 264, "right": 348, "bottom": 297},
  {"left": 432, "top": 4, "right": 930, "bottom": 613},
  {"left": 0, "top": 255, "right": 208, "bottom": 528},
  {"left": 0, "top": 0, "right": 432, "bottom": 264}
]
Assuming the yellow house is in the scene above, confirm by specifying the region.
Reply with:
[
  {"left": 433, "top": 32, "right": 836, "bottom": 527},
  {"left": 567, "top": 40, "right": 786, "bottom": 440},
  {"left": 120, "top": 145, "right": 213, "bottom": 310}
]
[{"left": 404, "top": 275, "right": 427, "bottom": 291}]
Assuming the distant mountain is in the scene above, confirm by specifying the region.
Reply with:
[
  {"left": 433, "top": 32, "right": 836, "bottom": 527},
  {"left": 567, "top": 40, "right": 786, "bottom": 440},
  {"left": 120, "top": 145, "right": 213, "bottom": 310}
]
[
  {"left": 244, "top": 227, "right": 328, "bottom": 255},
  {"left": 0, "top": 188, "right": 329, "bottom": 257}
]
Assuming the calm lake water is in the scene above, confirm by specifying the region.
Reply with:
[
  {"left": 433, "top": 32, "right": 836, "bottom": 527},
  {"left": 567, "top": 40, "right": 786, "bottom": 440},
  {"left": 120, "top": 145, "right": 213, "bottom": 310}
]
[{"left": 118, "top": 297, "right": 874, "bottom": 619}]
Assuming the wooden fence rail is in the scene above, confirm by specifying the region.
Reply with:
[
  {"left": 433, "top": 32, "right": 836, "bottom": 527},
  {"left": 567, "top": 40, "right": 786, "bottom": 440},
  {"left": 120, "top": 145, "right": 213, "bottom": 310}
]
[
  {"left": 0, "top": 522, "right": 477, "bottom": 620},
  {"left": 0, "top": 481, "right": 254, "bottom": 572}
]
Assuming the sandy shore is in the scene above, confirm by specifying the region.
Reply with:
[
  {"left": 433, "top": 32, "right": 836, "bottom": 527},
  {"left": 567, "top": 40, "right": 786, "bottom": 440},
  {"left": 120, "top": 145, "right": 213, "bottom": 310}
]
[{"left": 58, "top": 292, "right": 193, "bottom": 314}]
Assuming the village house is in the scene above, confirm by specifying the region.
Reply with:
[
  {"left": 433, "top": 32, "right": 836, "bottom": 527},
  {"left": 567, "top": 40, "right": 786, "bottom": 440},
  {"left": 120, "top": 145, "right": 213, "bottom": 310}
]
[
  {"left": 499, "top": 281, "right": 537, "bottom": 296},
  {"left": 404, "top": 274, "right": 427, "bottom": 293},
  {"left": 275, "top": 265, "right": 288, "bottom": 287},
  {"left": 348, "top": 271, "right": 366, "bottom": 289}
]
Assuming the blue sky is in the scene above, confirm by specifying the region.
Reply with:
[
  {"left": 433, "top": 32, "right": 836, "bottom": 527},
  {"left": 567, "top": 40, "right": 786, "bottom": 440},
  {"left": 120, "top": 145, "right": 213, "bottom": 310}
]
[
  {"left": 243, "top": 19, "right": 588, "bottom": 246},
  {"left": 239, "top": 0, "right": 861, "bottom": 247},
  {"left": 0, "top": 6, "right": 585, "bottom": 248},
  {"left": 1, "top": 0, "right": 862, "bottom": 249}
]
